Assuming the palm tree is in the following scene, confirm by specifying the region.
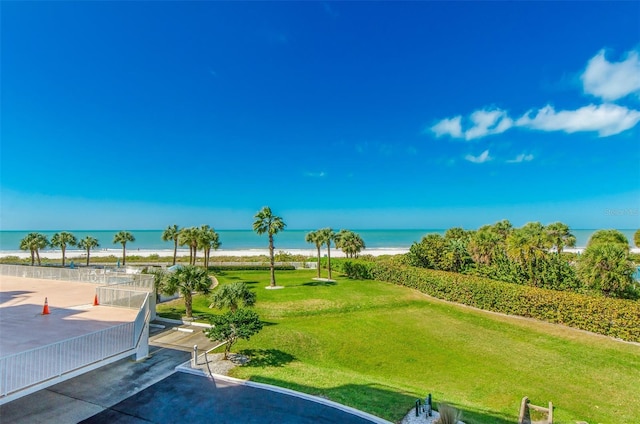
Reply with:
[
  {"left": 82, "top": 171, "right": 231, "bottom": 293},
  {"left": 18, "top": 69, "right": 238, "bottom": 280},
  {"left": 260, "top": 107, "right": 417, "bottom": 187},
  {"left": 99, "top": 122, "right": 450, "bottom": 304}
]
[
  {"left": 163, "top": 265, "right": 212, "bottom": 318},
  {"left": 50, "top": 231, "right": 78, "bottom": 267},
  {"left": 335, "top": 229, "right": 366, "bottom": 259},
  {"left": 198, "top": 225, "right": 220, "bottom": 269},
  {"left": 587, "top": 229, "right": 629, "bottom": 250},
  {"left": 149, "top": 268, "right": 166, "bottom": 303},
  {"left": 178, "top": 227, "right": 199, "bottom": 265},
  {"left": 162, "top": 224, "right": 180, "bottom": 266},
  {"left": 578, "top": 242, "right": 635, "bottom": 297},
  {"left": 113, "top": 231, "right": 135, "bottom": 266},
  {"left": 210, "top": 282, "right": 256, "bottom": 312},
  {"left": 468, "top": 227, "right": 501, "bottom": 266},
  {"left": 635, "top": 229, "right": 640, "bottom": 249},
  {"left": 253, "top": 206, "right": 286, "bottom": 287},
  {"left": 78, "top": 236, "right": 100, "bottom": 266},
  {"left": 305, "top": 230, "right": 323, "bottom": 278},
  {"left": 505, "top": 222, "right": 550, "bottom": 286},
  {"left": 545, "top": 222, "right": 576, "bottom": 254},
  {"left": 318, "top": 227, "right": 336, "bottom": 280},
  {"left": 19, "top": 233, "right": 49, "bottom": 266}
]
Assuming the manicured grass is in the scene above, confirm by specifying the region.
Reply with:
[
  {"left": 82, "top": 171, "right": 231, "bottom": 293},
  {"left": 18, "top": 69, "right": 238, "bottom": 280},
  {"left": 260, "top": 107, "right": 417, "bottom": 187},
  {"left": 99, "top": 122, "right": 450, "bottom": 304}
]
[{"left": 157, "top": 269, "right": 640, "bottom": 424}]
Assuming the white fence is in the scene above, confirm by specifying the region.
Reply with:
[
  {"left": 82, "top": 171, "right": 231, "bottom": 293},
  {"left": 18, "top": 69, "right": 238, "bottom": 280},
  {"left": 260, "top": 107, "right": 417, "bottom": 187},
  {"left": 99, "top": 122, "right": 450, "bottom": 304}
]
[
  {"left": 0, "top": 264, "right": 155, "bottom": 286},
  {"left": 0, "top": 321, "right": 135, "bottom": 397},
  {"left": 0, "top": 265, "right": 152, "bottom": 402}
]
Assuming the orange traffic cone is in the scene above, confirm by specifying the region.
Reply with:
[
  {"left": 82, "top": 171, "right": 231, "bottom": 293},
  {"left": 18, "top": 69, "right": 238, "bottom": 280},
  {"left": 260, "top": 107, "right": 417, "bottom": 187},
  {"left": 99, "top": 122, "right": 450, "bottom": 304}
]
[
  {"left": 42, "top": 297, "right": 50, "bottom": 315},
  {"left": 93, "top": 294, "right": 99, "bottom": 306}
]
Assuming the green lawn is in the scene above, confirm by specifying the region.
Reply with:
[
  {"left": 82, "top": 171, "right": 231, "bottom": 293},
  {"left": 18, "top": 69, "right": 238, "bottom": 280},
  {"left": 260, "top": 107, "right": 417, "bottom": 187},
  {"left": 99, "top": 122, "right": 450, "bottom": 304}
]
[{"left": 157, "top": 269, "right": 640, "bottom": 424}]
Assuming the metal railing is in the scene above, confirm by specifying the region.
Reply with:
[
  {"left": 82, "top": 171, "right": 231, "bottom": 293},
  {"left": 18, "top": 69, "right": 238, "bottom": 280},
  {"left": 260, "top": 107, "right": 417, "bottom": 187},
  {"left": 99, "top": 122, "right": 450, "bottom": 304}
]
[
  {"left": 0, "top": 264, "right": 154, "bottom": 286},
  {"left": 0, "top": 322, "right": 134, "bottom": 397},
  {"left": 0, "top": 265, "right": 152, "bottom": 400}
]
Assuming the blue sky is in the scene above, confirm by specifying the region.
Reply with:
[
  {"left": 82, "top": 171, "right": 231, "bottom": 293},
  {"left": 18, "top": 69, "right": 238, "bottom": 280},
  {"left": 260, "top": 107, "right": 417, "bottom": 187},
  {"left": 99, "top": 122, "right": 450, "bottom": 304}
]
[{"left": 2, "top": 1, "right": 639, "bottom": 230}]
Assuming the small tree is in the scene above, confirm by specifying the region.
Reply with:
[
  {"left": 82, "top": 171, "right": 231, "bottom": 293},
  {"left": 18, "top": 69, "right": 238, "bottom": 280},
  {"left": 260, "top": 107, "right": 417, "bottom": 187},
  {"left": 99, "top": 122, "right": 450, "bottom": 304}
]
[
  {"left": 305, "top": 230, "right": 323, "bottom": 278},
  {"left": 113, "top": 231, "right": 135, "bottom": 266},
  {"left": 335, "top": 229, "right": 366, "bottom": 259},
  {"left": 253, "top": 206, "right": 286, "bottom": 287},
  {"left": 78, "top": 236, "right": 100, "bottom": 266},
  {"left": 50, "top": 231, "right": 78, "bottom": 267},
  {"left": 577, "top": 242, "right": 635, "bottom": 298},
  {"left": 19, "top": 233, "right": 49, "bottom": 266},
  {"left": 163, "top": 265, "right": 212, "bottom": 318},
  {"left": 204, "top": 309, "right": 263, "bottom": 359},
  {"left": 587, "top": 229, "right": 629, "bottom": 250},
  {"left": 634, "top": 229, "right": 640, "bottom": 248},
  {"left": 162, "top": 224, "right": 180, "bottom": 266},
  {"left": 149, "top": 268, "right": 167, "bottom": 303},
  {"left": 318, "top": 227, "right": 336, "bottom": 280},
  {"left": 210, "top": 282, "right": 256, "bottom": 312},
  {"left": 545, "top": 222, "right": 576, "bottom": 254}
]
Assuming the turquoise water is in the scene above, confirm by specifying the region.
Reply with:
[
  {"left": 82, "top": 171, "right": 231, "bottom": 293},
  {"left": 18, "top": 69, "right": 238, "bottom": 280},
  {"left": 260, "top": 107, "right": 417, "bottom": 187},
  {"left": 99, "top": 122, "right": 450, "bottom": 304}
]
[{"left": 0, "top": 229, "right": 636, "bottom": 252}]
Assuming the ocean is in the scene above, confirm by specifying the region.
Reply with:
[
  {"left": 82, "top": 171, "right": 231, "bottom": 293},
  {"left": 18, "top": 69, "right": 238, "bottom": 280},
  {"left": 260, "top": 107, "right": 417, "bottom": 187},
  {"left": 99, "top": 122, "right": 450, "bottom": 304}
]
[{"left": 0, "top": 229, "right": 636, "bottom": 254}]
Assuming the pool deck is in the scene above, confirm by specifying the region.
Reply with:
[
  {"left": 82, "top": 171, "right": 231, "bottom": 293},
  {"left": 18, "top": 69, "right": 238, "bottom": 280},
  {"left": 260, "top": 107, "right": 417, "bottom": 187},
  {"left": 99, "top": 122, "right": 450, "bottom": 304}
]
[{"left": 0, "top": 276, "right": 138, "bottom": 357}]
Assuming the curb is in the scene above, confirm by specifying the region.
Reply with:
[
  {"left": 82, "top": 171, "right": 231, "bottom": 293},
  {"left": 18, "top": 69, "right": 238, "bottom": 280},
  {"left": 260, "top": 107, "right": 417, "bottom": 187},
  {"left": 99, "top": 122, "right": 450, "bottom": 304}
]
[{"left": 154, "top": 316, "right": 212, "bottom": 328}]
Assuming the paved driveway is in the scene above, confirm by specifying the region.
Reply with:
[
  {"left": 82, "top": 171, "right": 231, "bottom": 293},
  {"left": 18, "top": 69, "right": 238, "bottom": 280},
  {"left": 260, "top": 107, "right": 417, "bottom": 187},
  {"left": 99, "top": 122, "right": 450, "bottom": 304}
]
[{"left": 80, "top": 372, "right": 383, "bottom": 424}]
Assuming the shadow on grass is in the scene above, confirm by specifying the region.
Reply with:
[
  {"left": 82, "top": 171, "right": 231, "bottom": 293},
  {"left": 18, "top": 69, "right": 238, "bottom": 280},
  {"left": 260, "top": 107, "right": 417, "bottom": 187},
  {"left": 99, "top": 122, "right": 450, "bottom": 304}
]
[
  {"left": 301, "top": 280, "right": 337, "bottom": 287},
  {"left": 241, "top": 376, "right": 514, "bottom": 424},
  {"left": 238, "top": 349, "right": 296, "bottom": 367}
]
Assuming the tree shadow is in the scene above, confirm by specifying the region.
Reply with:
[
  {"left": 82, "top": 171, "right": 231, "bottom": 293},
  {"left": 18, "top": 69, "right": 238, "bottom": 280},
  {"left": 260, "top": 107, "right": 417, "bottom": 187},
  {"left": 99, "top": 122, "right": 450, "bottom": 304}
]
[
  {"left": 301, "top": 280, "right": 337, "bottom": 287},
  {"left": 238, "top": 349, "right": 296, "bottom": 368}
]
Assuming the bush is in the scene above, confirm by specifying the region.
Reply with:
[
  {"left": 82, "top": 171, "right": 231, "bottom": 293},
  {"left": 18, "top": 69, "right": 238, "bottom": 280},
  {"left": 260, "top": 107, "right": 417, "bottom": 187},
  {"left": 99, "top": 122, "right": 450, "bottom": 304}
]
[{"left": 366, "top": 259, "right": 640, "bottom": 342}]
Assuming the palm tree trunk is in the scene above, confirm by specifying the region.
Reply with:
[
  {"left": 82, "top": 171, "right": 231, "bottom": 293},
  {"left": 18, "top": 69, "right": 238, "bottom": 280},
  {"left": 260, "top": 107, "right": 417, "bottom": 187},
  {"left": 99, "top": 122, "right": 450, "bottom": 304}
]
[
  {"left": 30, "top": 249, "right": 35, "bottom": 266},
  {"left": 36, "top": 249, "right": 41, "bottom": 266},
  {"left": 316, "top": 245, "right": 321, "bottom": 278},
  {"left": 61, "top": 246, "right": 66, "bottom": 267},
  {"left": 173, "top": 240, "right": 177, "bottom": 266},
  {"left": 86, "top": 249, "right": 90, "bottom": 266},
  {"left": 193, "top": 244, "right": 197, "bottom": 266},
  {"left": 269, "top": 234, "right": 275, "bottom": 287},
  {"left": 185, "top": 293, "right": 192, "bottom": 318},
  {"left": 122, "top": 245, "right": 127, "bottom": 266},
  {"left": 327, "top": 244, "right": 332, "bottom": 280}
]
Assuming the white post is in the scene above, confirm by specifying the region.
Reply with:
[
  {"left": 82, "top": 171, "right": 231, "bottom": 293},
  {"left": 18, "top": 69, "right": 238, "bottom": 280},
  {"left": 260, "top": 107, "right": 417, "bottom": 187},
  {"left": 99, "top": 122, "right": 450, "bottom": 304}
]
[
  {"left": 134, "top": 320, "right": 149, "bottom": 360},
  {"left": 192, "top": 345, "right": 198, "bottom": 367}
]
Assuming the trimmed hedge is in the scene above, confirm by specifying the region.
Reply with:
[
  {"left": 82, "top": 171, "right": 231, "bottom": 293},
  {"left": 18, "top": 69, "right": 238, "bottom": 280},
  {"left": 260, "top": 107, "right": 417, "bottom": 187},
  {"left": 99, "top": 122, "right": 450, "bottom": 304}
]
[{"left": 341, "top": 258, "right": 640, "bottom": 342}]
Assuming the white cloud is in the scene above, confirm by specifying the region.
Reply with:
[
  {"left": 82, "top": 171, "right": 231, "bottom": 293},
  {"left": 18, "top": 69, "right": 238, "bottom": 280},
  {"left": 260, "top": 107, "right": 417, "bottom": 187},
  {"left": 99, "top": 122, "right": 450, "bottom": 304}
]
[
  {"left": 506, "top": 153, "right": 534, "bottom": 163},
  {"left": 430, "top": 116, "right": 462, "bottom": 138},
  {"left": 431, "top": 109, "right": 512, "bottom": 140},
  {"left": 581, "top": 49, "right": 640, "bottom": 101},
  {"left": 304, "top": 171, "right": 326, "bottom": 178},
  {"left": 465, "top": 150, "right": 491, "bottom": 164},
  {"left": 516, "top": 103, "right": 640, "bottom": 137},
  {"left": 465, "top": 109, "right": 513, "bottom": 140}
]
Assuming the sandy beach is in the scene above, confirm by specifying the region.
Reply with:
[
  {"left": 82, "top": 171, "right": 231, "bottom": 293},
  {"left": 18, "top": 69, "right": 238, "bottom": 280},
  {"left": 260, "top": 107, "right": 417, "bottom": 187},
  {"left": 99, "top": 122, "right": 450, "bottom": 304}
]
[
  {"left": 2, "top": 246, "right": 639, "bottom": 261},
  {"left": 0, "top": 247, "right": 410, "bottom": 261}
]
